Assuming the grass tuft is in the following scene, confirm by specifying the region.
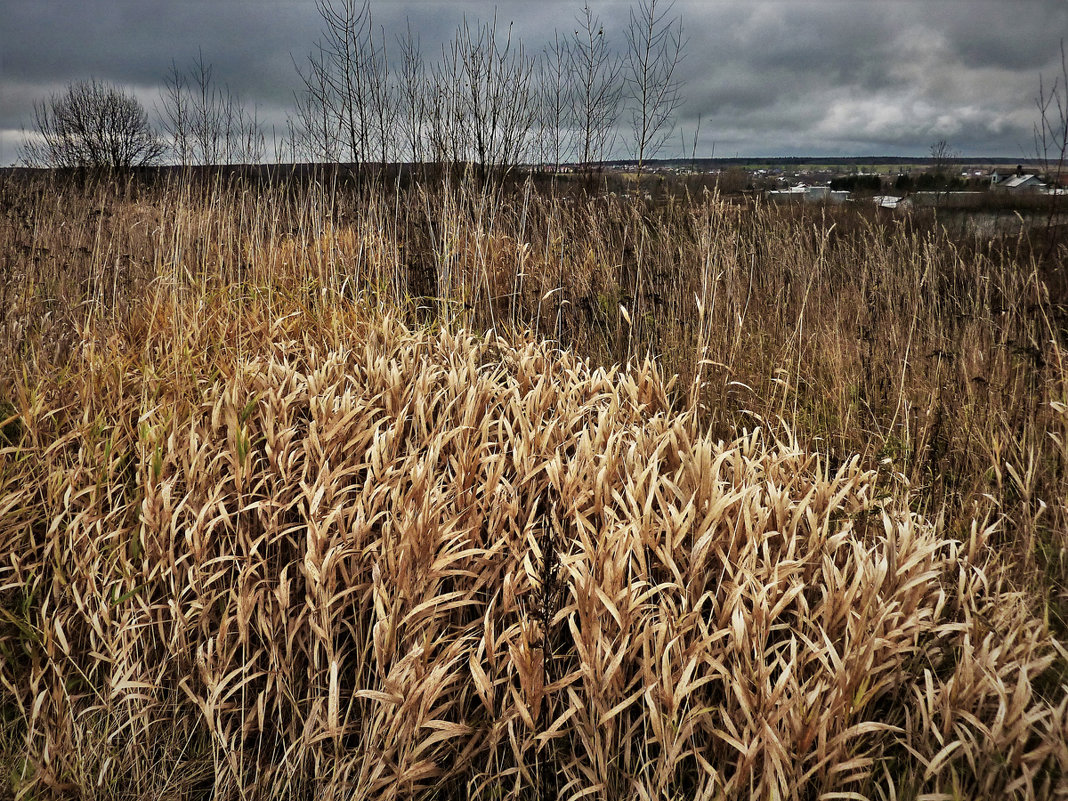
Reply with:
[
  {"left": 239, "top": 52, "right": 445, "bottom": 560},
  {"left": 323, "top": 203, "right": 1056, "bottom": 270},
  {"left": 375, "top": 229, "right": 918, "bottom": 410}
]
[{"left": 1, "top": 170, "right": 1066, "bottom": 799}]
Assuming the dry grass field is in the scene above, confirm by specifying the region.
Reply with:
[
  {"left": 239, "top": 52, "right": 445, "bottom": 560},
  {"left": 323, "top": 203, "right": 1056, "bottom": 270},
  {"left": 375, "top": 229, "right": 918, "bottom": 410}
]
[{"left": 1, "top": 169, "right": 1067, "bottom": 799}]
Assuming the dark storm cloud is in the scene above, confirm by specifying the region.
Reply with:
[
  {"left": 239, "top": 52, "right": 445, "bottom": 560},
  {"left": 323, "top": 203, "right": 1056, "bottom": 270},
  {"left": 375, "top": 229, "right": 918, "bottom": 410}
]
[
  {"left": 726, "top": 4, "right": 900, "bottom": 90},
  {"left": 670, "top": 0, "right": 1067, "bottom": 157},
  {"left": 933, "top": 4, "right": 1067, "bottom": 72},
  {"left": 1, "top": 2, "right": 319, "bottom": 99},
  {"left": 2, "top": 0, "right": 1067, "bottom": 163}
]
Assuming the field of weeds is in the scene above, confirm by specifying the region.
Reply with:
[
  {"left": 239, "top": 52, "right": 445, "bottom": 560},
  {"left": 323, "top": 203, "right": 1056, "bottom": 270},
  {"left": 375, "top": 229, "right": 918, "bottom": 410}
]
[{"left": 1, "top": 169, "right": 1067, "bottom": 799}]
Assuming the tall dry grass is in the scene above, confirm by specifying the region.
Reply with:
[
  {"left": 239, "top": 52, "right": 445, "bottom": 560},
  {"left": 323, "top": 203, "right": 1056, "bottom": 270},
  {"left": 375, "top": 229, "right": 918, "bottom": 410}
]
[{"left": 1, "top": 170, "right": 1066, "bottom": 799}]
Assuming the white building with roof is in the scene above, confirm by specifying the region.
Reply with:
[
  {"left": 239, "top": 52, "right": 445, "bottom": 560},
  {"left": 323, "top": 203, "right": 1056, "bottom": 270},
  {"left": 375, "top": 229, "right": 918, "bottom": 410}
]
[
  {"left": 767, "top": 184, "right": 849, "bottom": 204},
  {"left": 991, "top": 171, "right": 1046, "bottom": 192}
]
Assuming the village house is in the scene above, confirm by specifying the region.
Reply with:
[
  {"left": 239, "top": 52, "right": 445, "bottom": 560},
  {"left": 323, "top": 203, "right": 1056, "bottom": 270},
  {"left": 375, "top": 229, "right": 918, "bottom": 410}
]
[{"left": 990, "top": 167, "right": 1046, "bottom": 192}]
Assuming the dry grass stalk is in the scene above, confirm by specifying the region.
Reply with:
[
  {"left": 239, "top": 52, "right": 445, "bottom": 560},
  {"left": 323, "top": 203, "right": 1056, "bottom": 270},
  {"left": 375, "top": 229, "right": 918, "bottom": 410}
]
[
  {"left": 0, "top": 171, "right": 1066, "bottom": 799},
  {"left": 0, "top": 299, "right": 1064, "bottom": 798}
]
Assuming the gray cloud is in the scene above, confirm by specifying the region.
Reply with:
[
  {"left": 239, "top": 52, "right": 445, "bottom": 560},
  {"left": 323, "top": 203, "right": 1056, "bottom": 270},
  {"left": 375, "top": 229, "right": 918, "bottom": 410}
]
[{"left": 2, "top": 0, "right": 1066, "bottom": 163}]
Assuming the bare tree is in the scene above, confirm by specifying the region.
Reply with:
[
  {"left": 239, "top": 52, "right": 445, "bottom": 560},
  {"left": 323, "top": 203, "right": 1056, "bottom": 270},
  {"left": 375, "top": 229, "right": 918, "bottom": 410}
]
[
  {"left": 624, "top": 0, "right": 685, "bottom": 178},
  {"left": 292, "top": 41, "right": 344, "bottom": 162},
  {"left": 432, "top": 15, "right": 538, "bottom": 180},
  {"left": 929, "top": 138, "right": 954, "bottom": 178},
  {"left": 366, "top": 24, "right": 399, "bottom": 167},
  {"left": 158, "top": 51, "right": 264, "bottom": 165},
  {"left": 188, "top": 51, "right": 224, "bottom": 164},
  {"left": 321, "top": 0, "right": 372, "bottom": 165},
  {"left": 232, "top": 99, "right": 265, "bottom": 165},
  {"left": 1035, "top": 40, "right": 1068, "bottom": 188},
  {"left": 428, "top": 39, "right": 464, "bottom": 167},
  {"left": 462, "top": 15, "right": 538, "bottom": 177},
  {"left": 160, "top": 61, "right": 193, "bottom": 165},
  {"left": 20, "top": 79, "right": 163, "bottom": 169},
  {"left": 1034, "top": 39, "right": 1068, "bottom": 257},
  {"left": 293, "top": 0, "right": 400, "bottom": 173},
  {"left": 397, "top": 21, "right": 428, "bottom": 164},
  {"left": 570, "top": 3, "right": 623, "bottom": 172},
  {"left": 536, "top": 32, "right": 572, "bottom": 170}
]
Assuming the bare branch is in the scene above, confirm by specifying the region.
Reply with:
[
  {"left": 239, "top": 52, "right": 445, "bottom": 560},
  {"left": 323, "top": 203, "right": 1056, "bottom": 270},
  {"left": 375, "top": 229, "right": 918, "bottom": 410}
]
[
  {"left": 624, "top": 0, "right": 686, "bottom": 177},
  {"left": 20, "top": 79, "right": 163, "bottom": 169}
]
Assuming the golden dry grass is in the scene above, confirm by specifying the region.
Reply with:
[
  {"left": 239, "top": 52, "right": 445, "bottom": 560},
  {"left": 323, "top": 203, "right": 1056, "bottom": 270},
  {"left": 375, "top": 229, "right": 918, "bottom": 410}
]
[{"left": 0, "top": 170, "right": 1066, "bottom": 799}]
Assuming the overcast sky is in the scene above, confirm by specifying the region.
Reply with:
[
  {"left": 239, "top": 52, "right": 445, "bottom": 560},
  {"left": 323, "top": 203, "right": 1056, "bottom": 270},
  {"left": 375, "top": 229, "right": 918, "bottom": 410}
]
[{"left": 1, "top": 0, "right": 1066, "bottom": 164}]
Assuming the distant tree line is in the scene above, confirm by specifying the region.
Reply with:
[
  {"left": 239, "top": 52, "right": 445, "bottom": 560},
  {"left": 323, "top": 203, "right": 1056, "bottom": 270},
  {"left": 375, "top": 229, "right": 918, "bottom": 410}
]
[
  {"left": 20, "top": 0, "right": 687, "bottom": 180},
  {"left": 286, "top": 0, "right": 685, "bottom": 179}
]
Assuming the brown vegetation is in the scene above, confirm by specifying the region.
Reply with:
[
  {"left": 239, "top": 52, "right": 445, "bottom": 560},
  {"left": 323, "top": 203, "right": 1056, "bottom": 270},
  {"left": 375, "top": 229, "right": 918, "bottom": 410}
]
[{"left": 1, "top": 170, "right": 1066, "bottom": 799}]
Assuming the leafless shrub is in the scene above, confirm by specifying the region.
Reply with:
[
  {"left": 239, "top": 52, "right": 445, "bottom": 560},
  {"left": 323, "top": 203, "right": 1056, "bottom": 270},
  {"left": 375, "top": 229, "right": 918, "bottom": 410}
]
[
  {"left": 537, "top": 31, "right": 575, "bottom": 171},
  {"left": 1035, "top": 40, "right": 1068, "bottom": 182},
  {"left": 19, "top": 79, "right": 164, "bottom": 169},
  {"left": 293, "top": 0, "right": 374, "bottom": 167},
  {"left": 395, "top": 22, "right": 428, "bottom": 166},
  {"left": 624, "top": 0, "right": 685, "bottom": 177},
  {"left": 292, "top": 40, "right": 345, "bottom": 163},
  {"left": 434, "top": 14, "right": 539, "bottom": 180},
  {"left": 158, "top": 50, "right": 265, "bottom": 165},
  {"left": 1035, "top": 39, "right": 1068, "bottom": 257},
  {"left": 570, "top": 4, "right": 624, "bottom": 172}
]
